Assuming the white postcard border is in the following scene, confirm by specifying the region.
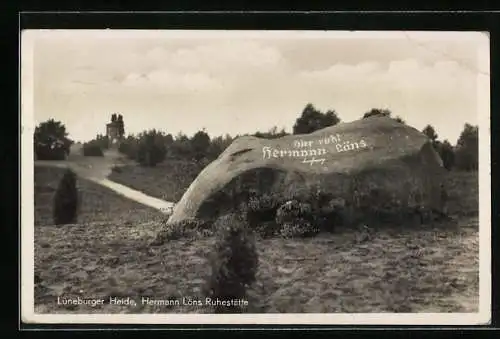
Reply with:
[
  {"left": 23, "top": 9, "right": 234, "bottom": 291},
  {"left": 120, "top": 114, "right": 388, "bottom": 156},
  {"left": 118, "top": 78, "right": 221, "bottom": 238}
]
[{"left": 20, "top": 29, "right": 491, "bottom": 325}]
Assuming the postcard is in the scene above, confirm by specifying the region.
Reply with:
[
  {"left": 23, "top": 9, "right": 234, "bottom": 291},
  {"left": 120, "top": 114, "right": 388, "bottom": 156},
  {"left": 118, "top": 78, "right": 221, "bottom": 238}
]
[{"left": 21, "top": 29, "right": 490, "bottom": 325}]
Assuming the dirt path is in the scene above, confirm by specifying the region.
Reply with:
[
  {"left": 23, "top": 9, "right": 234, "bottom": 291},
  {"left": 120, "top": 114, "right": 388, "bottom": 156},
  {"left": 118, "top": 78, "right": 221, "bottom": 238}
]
[
  {"left": 35, "top": 145, "right": 175, "bottom": 214},
  {"left": 97, "top": 178, "right": 174, "bottom": 213}
]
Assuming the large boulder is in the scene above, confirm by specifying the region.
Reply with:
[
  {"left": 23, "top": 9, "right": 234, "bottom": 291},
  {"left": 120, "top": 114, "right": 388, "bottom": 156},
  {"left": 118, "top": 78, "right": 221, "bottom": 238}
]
[{"left": 164, "top": 116, "right": 447, "bottom": 228}]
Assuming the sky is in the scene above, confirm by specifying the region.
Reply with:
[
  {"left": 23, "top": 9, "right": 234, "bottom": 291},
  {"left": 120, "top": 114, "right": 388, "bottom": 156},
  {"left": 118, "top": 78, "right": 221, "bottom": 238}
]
[{"left": 25, "top": 30, "right": 489, "bottom": 144}]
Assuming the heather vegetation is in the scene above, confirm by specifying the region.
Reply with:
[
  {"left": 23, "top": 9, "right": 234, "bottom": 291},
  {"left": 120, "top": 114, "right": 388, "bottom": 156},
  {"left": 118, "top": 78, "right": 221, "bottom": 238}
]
[
  {"left": 34, "top": 165, "right": 479, "bottom": 313},
  {"left": 33, "top": 104, "right": 480, "bottom": 314}
]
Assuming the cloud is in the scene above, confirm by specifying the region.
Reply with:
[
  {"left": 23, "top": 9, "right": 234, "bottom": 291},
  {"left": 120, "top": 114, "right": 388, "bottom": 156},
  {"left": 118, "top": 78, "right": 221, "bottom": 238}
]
[
  {"left": 121, "top": 69, "right": 224, "bottom": 93},
  {"left": 297, "top": 58, "right": 474, "bottom": 97},
  {"left": 171, "top": 41, "right": 284, "bottom": 70},
  {"left": 41, "top": 40, "right": 287, "bottom": 97},
  {"left": 290, "top": 58, "right": 477, "bottom": 143},
  {"left": 32, "top": 32, "right": 482, "bottom": 143}
]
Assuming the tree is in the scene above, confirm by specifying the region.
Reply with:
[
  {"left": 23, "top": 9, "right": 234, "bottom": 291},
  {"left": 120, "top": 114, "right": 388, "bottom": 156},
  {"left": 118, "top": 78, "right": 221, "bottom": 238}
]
[
  {"left": 421, "top": 125, "right": 457, "bottom": 170},
  {"left": 324, "top": 110, "right": 340, "bottom": 126},
  {"left": 207, "top": 134, "right": 234, "bottom": 160},
  {"left": 119, "top": 135, "right": 139, "bottom": 160},
  {"left": 82, "top": 140, "right": 104, "bottom": 156},
  {"left": 169, "top": 132, "right": 193, "bottom": 160},
  {"left": 34, "top": 119, "right": 72, "bottom": 160},
  {"left": 363, "top": 108, "right": 392, "bottom": 119},
  {"left": 436, "top": 140, "right": 455, "bottom": 171},
  {"left": 422, "top": 125, "right": 439, "bottom": 145},
  {"left": 136, "top": 129, "right": 167, "bottom": 166},
  {"left": 95, "top": 134, "right": 109, "bottom": 150},
  {"left": 53, "top": 169, "right": 78, "bottom": 225},
  {"left": 455, "top": 123, "right": 478, "bottom": 171},
  {"left": 117, "top": 114, "right": 125, "bottom": 138},
  {"left": 293, "top": 103, "right": 341, "bottom": 135},
  {"left": 191, "top": 129, "right": 211, "bottom": 162}
]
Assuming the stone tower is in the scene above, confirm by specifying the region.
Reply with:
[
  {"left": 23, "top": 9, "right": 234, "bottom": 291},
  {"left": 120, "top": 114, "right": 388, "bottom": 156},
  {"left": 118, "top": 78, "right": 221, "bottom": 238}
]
[{"left": 106, "top": 113, "right": 123, "bottom": 148}]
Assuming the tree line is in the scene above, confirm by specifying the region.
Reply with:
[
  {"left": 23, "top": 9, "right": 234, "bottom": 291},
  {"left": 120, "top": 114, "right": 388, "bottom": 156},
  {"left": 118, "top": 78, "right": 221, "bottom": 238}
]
[{"left": 33, "top": 104, "right": 479, "bottom": 171}]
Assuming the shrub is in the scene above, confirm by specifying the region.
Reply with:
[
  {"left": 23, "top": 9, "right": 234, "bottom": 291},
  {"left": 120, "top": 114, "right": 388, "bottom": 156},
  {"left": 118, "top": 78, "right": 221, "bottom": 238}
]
[
  {"left": 35, "top": 143, "right": 68, "bottom": 160},
  {"left": 191, "top": 130, "right": 211, "bottom": 162},
  {"left": 136, "top": 130, "right": 166, "bottom": 167},
  {"left": 293, "top": 103, "right": 341, "bottom": 134},
  {"left": 53, "top": 168, "right": 78, "bottom": 225},
  {"left": 245, "top": 192, "right": 280, "bottom": 222},
  {"left": 251, "top": 221, "right": 282, "bottom": 238},
  {"left": 435, "top": 140, "right": 455, "bottom": 171},
  {"left": 242, "top": 190, "right": 343, "bottom": 237},
  {"left": 151, "top": 218, "right": 211, "bottom": 245},
  {"left": 349, "top": 185, "right": 405, "bottom": 226},
  {"left": 82, "top": 142, "right": 104, "bottom": 156},
  {"left": 204, "top": 213, "right": 258, "bottom": 313},
  {"left": 275, "top": 200, "right": 319, "bottom": 238},
  {"left": 94, "top": 134, "right": 110, "bottom": 150},
  {"left": 280, "top": 220, "right": 319, "bottom": 238},
  {"left": 454, "top": 123, "right": 478, "bottom": 172},
  {"left": 34, "top": 119, "right": 71, "bottom": 160},
  {"left": 119, "top": 136, "right": 139, "bottom": 160},
  {"left": 241, "top": 191, "right": 286, "bottom": 237},
  {"left": 313, "top": 196, "right": 346, "bottom": 232},
  {"left": 363, "top": 108, "right": 392, "bottom": 119},
  {"left": 275, "top": 200, "right": 312, "bottom": 224},
  {"left": 347, "top": 176, "right": 443, "bottom": 228}
]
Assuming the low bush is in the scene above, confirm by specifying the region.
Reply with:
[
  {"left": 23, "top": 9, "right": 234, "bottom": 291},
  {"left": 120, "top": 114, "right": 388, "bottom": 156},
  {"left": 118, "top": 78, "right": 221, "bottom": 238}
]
[
  {"left": 204, "top": 213, "right": 258, "bottom": 313},
  {"left": 82, "top": 142, "right": 104, "bottom": 157},
  {"left": 280, "top": 220, "right": 320, "bottom": 238},
  {"left": 111, "top": 166, "right": 122, "bottom": 173},
  {"left": 315, "top": 196, "right": 347, "bottom": 232},
  {"left": 245, "top": 192, "right": 281, "bottom": 225},
  {"left": 240, "top": 191, "right": 288, "bottom": 237},
  {"left": 241, "top": 190, "right": 345, "bottom": 237},
  {"left": 250, "top": 221, "right": 282, "bottom": 238},
  {"left": 150, "top": 218, "right": 212, "bottom": 245},
  {"left": 275, "top": 200, "right": 320, "bottom": 238},
  {"left": 275, "top": 200, "right": 313, "bottom": 224},
  {"left": 35, "top": 144, "right": 68, "bottom": 160},
  {"left": 53, "top": 168, "right": 78, "bottom": 225},
  {"left": 239, "top": 182, "right": 443, "bottom": 237},
  {"left": 346, "top": 179, "right": 449, "bottom": 228}
]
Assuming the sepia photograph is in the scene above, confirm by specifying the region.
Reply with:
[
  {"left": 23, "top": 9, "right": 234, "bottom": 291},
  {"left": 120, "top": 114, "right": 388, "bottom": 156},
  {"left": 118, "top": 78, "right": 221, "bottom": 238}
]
[{"left": 21, "top": 29, "right": 490, "bottom": 325}]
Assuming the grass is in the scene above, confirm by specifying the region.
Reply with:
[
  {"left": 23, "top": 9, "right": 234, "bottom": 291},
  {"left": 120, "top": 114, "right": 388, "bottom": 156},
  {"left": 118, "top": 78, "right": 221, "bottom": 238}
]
[
  {"left": 108, "top": 160, "right": 204, "bottom": 202},
  {"left": 33, "top": 163, "right": 480, "bottom": 314},
  {"left": 34, "top": 165, "right": 165, "bottom": 226},
  {"left": 444, "top": 170, "right": 479, "bottom": 218}
]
